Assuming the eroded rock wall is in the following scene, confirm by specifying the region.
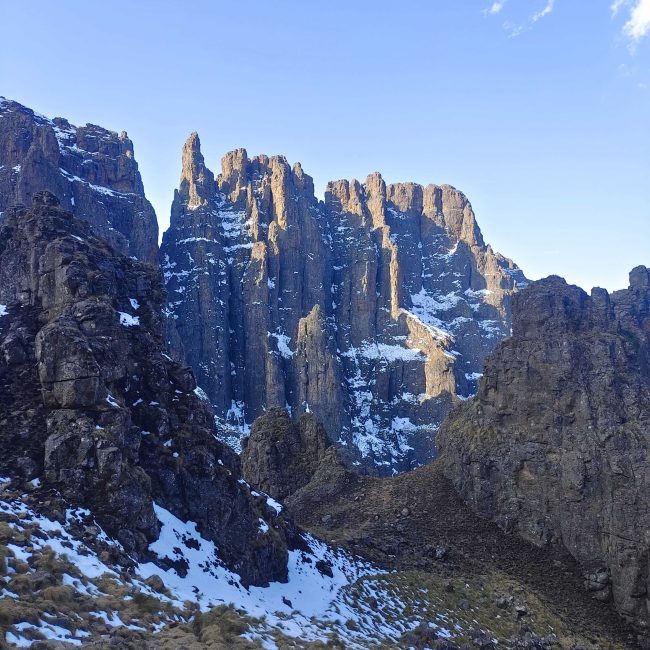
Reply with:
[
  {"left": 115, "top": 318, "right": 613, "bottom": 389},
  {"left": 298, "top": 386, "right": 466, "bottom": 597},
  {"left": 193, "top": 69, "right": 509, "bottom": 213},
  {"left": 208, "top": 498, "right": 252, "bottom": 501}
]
[
  {"left": 439, "top": 270, "right": 650, "bottom": 630},
  {"left": 162, "top": 135, "right": 526, "bottom": 472},
  {"left": 0, "top": 97, "right": 158, "bottom": 262},
  {"left": 0, "top": 192, "right": 293, "bottom": 586}
]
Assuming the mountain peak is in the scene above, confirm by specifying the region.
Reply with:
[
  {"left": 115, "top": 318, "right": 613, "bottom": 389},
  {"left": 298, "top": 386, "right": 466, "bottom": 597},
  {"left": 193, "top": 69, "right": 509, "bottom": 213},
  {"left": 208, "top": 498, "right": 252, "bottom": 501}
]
[
  {"left": 161, "top": 141, "right": 527, "bottom": 472},
  {"left": 0, "top": 97, "right": 159, "bottom": 262},
  {"left": 176, "top": 131, "right": 216, "bottom": 211}
]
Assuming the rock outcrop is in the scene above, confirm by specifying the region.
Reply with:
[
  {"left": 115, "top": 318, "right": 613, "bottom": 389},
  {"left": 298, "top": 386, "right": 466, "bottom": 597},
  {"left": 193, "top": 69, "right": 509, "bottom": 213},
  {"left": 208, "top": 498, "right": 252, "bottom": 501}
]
[
  {"left": 241, "top": 408, "right": 338, "bottom": 501},
  {"left": 161, "top": 135, "right": 527, "bottom": 473},
  {"left": 0, "top": 192, "right": 293, "bottom": 586},
  {"left": 0, "top": 97, "right": 158, "bottom": 262},
  {"left": 439, "top": 271, "right": 650, "bottom": 632}
]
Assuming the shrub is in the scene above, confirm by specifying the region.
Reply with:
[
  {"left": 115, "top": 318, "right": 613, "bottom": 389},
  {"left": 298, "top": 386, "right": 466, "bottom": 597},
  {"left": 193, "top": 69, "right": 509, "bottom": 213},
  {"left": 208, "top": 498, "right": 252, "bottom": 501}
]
[{"left": 42, "top": 585, "right": 75, "bottom": 604}]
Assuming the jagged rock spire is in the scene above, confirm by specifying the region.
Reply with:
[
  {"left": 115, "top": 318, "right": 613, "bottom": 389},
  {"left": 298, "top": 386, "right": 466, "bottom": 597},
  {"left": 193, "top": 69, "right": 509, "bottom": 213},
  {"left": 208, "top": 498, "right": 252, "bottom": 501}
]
[
  {"left": 162, "top": 142, "right": 527, "bottom": 473},
  {"left": 173, "top": 132, "right": 216, "bottom": 215},
  {"left": 219, "top": 147, "right": 249, "bottom": 203}
]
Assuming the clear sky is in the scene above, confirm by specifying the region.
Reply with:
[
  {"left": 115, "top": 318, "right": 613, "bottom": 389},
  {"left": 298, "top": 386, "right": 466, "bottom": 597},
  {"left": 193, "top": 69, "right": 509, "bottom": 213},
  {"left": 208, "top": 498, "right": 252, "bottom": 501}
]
[{"left": 1, "top": 1, "right": 648, "bottom": 291}]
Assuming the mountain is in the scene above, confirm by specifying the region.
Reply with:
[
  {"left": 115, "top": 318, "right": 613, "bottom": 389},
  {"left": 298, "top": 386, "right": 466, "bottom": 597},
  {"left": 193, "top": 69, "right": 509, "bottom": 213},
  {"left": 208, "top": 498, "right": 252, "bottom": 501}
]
[
  {"left": 1, "top": 199, "right": 608, "bottom": 648},
  {"left": 0, "top": 98, "right": 527, "bottom": 475},
  {"left": 0, "top": 190, "right": 294, "bottom": 585},
  {"left": 161, "top": 134, "right": 526, "bottom": 473},
  {"left": 438, "top": 270, "right": 650, "bottom": 633},
  {"left": 0, "top": 97, "right": 158, "bottom": 263},
  {"left": 2, "top": 97, "right": 644, "bottom": 647}
]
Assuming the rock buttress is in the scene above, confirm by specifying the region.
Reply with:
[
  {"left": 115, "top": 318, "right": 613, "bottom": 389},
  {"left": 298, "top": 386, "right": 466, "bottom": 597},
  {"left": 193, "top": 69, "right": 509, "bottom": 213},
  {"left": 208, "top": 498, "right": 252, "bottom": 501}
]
[
  {"left": 439, "top": 271, "right": 650, "bottom": 631},
  {"left": 0, "top": 191, "right": 294, "bottom": 586}
]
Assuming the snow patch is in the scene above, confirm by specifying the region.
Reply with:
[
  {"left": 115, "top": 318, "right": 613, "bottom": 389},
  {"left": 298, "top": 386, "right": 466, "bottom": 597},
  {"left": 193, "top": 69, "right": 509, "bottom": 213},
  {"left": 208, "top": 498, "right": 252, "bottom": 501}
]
[
  {"left": 268, "top": 331, "right": 293, "bottom": 358},
  {"left": 193, "top": 386, "right": 210, "bottom": 402},
  {"left": 106, "top": 394, "right": 120, "bottom": 409},
  {"left": 344, "top": 341, "right": 425, "bottom": 363},
  {"left": 59, "top": 168, "right": 133, "bottom": 198},
  {"left": 138, "top": 504, "right": 374, "bottom": 640},
  {"left": 118, "top": 311, "right": 140, "bottom": 327},
  {"left": 0, "top": 501, "right": 117, "bottom": 580}
]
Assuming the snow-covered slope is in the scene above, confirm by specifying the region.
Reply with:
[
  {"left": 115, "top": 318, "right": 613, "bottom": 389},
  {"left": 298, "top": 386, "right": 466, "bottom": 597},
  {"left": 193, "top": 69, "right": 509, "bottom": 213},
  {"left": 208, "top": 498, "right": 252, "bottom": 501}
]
[{"left": 0, "top": 481, "right": 464, "bottom": 648}]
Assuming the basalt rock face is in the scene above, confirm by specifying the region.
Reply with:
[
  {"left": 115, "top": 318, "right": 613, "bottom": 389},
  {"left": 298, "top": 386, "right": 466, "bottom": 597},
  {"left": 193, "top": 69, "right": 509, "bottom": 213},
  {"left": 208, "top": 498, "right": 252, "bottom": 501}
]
[
  {"left": 161, "top": 135, "right": 526, "bottom": 473},
  {"left": 241, "top": 408, "right": 335, "bottom": 501},
  {"left": 0, "top": 97, "right": 158, "bottom": 263},
  {"left": 0, "top": 192, "right": 292, "bottom": 586},
  {"left": 439, "top": 271, "right": 650, "bottom": 632}
]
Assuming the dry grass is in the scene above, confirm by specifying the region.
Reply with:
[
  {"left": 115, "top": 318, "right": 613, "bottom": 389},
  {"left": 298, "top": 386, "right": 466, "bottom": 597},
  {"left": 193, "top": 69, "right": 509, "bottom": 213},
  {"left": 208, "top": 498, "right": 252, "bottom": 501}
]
[
  {"left": 191, "top": 605, "right": 262, "bottom": 648},
  {"left": 41, "top": 584, "right": 76, "bottom": 603},
  {"left": 0, "top": 484, "right": 634, "bottom": 649},
  {"left": 337, "top": 567, "right": 629, "bottom": 649}
]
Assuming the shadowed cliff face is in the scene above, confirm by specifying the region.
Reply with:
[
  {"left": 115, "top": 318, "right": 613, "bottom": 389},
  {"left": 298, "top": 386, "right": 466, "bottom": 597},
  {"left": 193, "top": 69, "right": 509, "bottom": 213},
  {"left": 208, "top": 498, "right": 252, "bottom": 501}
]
[
  {"left": 0, "top": 97, "right": 158, "bottom": 263},
  {"left": 0, "top": 192, "right": 294, "bottom": 586},
  {"left": 241, "top": 408, "right": 335, "bottom": 502},
  {"left": 161, "top": 134, "right": 526, "bottom": 473},
  {"left": 438, "top": 270, "right": 650, "bottom": 632}
]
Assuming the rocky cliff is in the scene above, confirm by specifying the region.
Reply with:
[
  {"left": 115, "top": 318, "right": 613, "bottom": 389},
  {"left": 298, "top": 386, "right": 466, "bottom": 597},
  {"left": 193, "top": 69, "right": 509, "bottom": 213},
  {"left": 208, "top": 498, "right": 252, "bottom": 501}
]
[
  {"left": 241, "top": 408, "right": 337, "bottom": 502},
  {"left": 0, "top": 191, "right": 293, "bottom": 586},
  {"left": 0, "top": 97, "right": 158, "bottom": 263},
  {"left": 439, "top": 270, "right": 650, "bottom": 632},
  {"left": 161, "top": 135, "right": 526, "bottom": 473}
]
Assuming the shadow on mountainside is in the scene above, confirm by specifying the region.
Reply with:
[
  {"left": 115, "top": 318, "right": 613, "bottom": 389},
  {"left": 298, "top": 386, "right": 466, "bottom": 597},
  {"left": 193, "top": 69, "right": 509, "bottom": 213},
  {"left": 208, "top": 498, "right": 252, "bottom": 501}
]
[{"left": 288, "top": 460, "right": 640, "bottom": 648}]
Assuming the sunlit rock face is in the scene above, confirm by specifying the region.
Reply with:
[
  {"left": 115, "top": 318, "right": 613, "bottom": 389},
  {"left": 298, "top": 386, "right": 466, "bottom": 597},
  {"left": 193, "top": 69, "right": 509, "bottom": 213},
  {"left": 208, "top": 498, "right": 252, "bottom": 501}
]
[
  {"left": 0, "top": 97, "right": 158, "bottom": 263},
  {"left": 161, "top": 135, "right": 526, "bottom": 473}
]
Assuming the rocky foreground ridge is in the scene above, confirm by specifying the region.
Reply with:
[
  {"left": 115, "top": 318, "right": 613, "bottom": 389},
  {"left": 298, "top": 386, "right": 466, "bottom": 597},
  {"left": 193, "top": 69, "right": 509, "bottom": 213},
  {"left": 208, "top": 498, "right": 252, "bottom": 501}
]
[
  {"left": 161, "top": 134, "right": 526, "bottom": 472},
  {"left": 438, "top": 270, "right": 650, "bottom": 633},
  {"left": 0, "top": 191, "right": 294, "bottom": 586}
]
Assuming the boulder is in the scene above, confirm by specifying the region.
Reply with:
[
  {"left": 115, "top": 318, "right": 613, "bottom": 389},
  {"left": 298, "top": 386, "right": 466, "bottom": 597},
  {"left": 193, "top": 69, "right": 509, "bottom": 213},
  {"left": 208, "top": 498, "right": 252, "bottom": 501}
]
[{"left": 241, "top": 408, "right": 332, "bottom": 501}]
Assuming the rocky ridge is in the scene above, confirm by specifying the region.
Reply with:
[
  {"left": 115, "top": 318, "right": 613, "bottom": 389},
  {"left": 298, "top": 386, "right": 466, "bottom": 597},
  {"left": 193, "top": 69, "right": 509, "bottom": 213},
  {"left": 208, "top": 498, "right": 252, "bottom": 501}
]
[
  {"left": 161, "top": 134, "right": 526, "bottom": 473},
  {"left": 0, "top": 191, "right": 293, "bottom": 586},
  {"left": 438, "top": 270, "right": 650, "bottom": 633},
  {"left": 236, "top": 404, "right": 637, "bottom": 646},
  {"left": 0, "top": 97, "right": 158, "bottom": 262}
]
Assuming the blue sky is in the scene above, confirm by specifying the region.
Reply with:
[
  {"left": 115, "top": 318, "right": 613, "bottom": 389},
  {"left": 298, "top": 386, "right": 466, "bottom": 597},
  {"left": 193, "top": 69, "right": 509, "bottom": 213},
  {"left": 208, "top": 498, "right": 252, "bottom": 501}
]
[{"left": 1, "top": 0, "right": 648, "bottom": 291}]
